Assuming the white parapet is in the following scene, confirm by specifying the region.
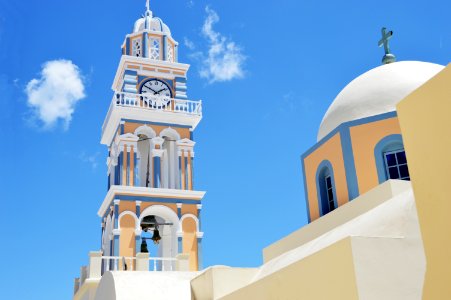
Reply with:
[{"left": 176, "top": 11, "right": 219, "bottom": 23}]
[
  {"left": 176, "top": 253, "right": 190, "bottom": 271},
  {"left": 136, "top": 252, "right": 150, "bottom": 271},
  {"left": 88, "top": 251, "right": 103, "bottom": 280}
]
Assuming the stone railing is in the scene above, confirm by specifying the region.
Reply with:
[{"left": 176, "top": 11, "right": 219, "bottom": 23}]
[{"left": 73, "top": 251, "right": 190, "bottom": 296}]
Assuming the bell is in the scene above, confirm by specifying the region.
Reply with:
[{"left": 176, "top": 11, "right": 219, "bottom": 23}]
[
  {"left": 141, "top": 215, "right": 157, "bottom": 232},
  {"left": 151, "top": 228, "right": 162, "bottom": 244},
  {"left": 140, "top": 239, "right": 149, "bottom": 253}
]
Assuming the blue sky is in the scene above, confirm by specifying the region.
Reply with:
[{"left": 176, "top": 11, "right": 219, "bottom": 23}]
[{"left": 0, "top": 0, "right": 449, "bottom": 298}]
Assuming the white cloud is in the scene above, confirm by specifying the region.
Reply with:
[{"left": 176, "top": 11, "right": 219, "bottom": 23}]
[
  {"left": 198, "top": 7, "right": 246, "bottom": 83},
  {"left": 184, "top": 37, "right": 196, "bottom": 50},
  {"left": 187, "top": 0, "right": 195, "bottom": 8},
  {"left": 26, "top": 59, "right": 85, "bottom": 130},
  {"left": 79, "top": 151, "right": 100, "bottom": 170}
]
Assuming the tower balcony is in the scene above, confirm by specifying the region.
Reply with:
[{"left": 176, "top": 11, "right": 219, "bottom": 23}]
[{"left": 101, "top": 92, "right": 202, "bottom": 145}]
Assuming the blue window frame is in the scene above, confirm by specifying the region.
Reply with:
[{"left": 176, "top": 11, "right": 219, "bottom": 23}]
[
  {"left": 325, "top": 175, "right": 335, "bottom": 212},
  {"left": 316, "top": 160, "right": 338, "bottom": 216},
  {"left": 383, "top": 149, "right": 410, "bottom": 180}
]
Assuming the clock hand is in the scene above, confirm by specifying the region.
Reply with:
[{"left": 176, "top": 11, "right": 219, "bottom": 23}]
[
  {"left": 156, "top": 88, "right": 168, "bottom": 94},
  {"left": 145, "top": 87, "right": 159, "bottom": 94}
]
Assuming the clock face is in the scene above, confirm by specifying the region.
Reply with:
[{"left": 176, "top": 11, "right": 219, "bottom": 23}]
[{"left": 139, "top": 79, "right": 172, "bottom": 108}]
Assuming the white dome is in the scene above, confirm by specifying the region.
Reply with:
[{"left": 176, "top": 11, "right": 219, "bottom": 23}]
[
  {"left": 133, "top": 16, "right": 171, "bottom": 36},
  {"left": 317, "top": 61, "right": 444, "bottom": 141}
]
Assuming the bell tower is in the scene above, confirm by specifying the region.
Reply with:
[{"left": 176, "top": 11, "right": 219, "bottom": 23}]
[{"left": 99, "top": 1, "right": 205, "bottom": 271}]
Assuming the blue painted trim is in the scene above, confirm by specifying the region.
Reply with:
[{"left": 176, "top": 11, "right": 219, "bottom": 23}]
[
  {"left": 190, "top": 131, "right": 194, "bottom": 141},
  {"left": 177, "top": 207, "right": 182, "bottom": 218},
  {"left": 120, "top": 123, "right": 125, "bottom": 134},
  {"left": 301, "top": 111, "right": 398, "bottom": 160},
  {"left": 178, "top": 237, "right": 183, "bottom": 254},
  {"left": 112, "top": 195, "right": 201, "bottom": 205},
  {"left": 301, "top": 158, "right": 311, "bottom": 223},
  {"left": 108, "top": 174, "right": 111, "bottom": 191},
  {"left": 121, "top": 119, "right": 191, "bottom": 129},
  {"left": 197, "top": 238, "right": 203, "bottom": 270},
  {"left": 339, "top": 127, "right": 359, "bottom": 200},
  {"left": 315, "top": 160, "right": 338, "bottom": 216},
  {"left": 124, "top": 69, "right": 138, "bottom": 76},
  {"left": 374, "top": 134, "right": 404, "bottom": 183},
  {"left": 153, "top": 156, "right": 161, "bottom": 188},
  {"left": 175, "top": 77, "right": 187, "bottom": 83}
]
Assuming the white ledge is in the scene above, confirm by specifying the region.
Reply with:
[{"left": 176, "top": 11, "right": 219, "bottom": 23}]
[{"left": 98, "top": 185, "right": 206, "bottom": 217}]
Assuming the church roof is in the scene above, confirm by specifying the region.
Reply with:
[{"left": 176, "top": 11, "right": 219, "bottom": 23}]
[{"left": 317, "top": 61, "right": 444, "bottom": 141}]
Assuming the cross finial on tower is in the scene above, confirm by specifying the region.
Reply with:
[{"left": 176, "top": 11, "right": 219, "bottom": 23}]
[
  {"left": 146, "top": 0, "right": 150, "bottom": 12},
  {"left": 378, "top": 27, "right": 396, "bottom": 64}
]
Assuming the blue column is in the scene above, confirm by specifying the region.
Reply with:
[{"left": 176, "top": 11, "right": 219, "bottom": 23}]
[
  {"left": 114, "top": 235, "right": 120, "bottom": 256},
  {"left": 197, "top": 238, "right": 203, "bottom": 270},
  {"left": 178, "top": 236, "right": 183, "bottom": 254},
  {"left": 134, "top": 153, "right": 140, "bottom": 187},
  {"left": 197, "top": 205, "right": 202, "bottom": 231},
  {"left": 178, "top": 155, "right": 182, "bottom": 189},
  {"left": 162, "top": 36, "right": 167, "bottom": 60},
  {"left": 118, "top": 153, "right": 123, "bottom": 185},
  {"left": 114, "top": 201, "right": 119, "bottom": 229},
  {"left": 126, "top": 151, "right": 131, "bottom": 186},
  {"left": 142, "top": 32, "right": 147, "bottom": 58},
  {"left": 135, "top": 202, "right": 142, "bottom": 254},
  {"left": 153, "top": 156, "right": 161, "bottom": 188}
]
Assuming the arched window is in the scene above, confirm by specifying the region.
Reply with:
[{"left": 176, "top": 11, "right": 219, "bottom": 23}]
[
  {"left": 374, "top": 134, "right": 410, "bottom": 183},
  {"left": 316, "top": 160, "right": 338, "bottom": 216}
]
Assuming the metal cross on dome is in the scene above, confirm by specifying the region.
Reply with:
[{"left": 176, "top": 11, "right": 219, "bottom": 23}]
[
  {"left": 378, "top": 27, "right": 396, "bottom": 64},
  {"left": 146, "top": 0, "right": 150, "bottom": 11}
]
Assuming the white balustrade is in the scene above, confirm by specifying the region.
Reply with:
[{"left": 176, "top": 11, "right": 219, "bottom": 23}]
[
  {"left": 113, "top": 92, "right": 202, "bottom": 115},
  {"left": 101, "top": 255, "right": 177, "bottom": 274}
]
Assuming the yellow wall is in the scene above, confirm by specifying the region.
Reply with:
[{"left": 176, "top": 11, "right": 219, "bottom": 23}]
[
  {"left": 119, "top": 214, "right": 136, "bottom": 258},
  {"left": 183, "top": 218, "right": 198, "bottom": 271},
  {"left": 221, "top": 237, "right": 359, "bottom": 300},
  {"left": 350, "top": 117, "right": 401, "bottom": 195},
  {"left": 397, "top": 63, "right": 451, "bottom": 299},
  {"left": 304, "top": 133, "right": 349, "bottom": 221}
]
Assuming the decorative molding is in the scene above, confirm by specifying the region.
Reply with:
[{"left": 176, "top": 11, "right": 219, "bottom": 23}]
[
  {"left": 114, "top": 199, "right": 121, "bottom": 205},
  {"left": 160, "top": 127, "right": 181, "bottom": 140},
  {"left": 134, "top": 125, "right": 156, "bottom": 139},
  {"left": 196, "top": 204, "right": 202, "bottom": 210},
  {"left": 196, "top": 232, "right": 204, "bottom": 238},
  {"left": 136, "top": 201, "right": 142, "bottom": 206},
  {"left": 98, "top": 185, "right": 206, "bottom": 217},
  {"left": 112, "top": 229, "right": 121, "bottom": 236},
  {"left": 180, "top": 213, "right": 200, "bottom": 232},
  {"left": 176, "top": 203, "right": 183, "bottom": 209},
  {"left": 118, "top": 210, "right": 139, "bottom": 230}
]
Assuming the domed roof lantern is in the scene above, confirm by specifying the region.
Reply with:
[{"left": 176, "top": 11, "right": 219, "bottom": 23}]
[{"left": 132, "top": 0, "right": 172, "bottom": 36}]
